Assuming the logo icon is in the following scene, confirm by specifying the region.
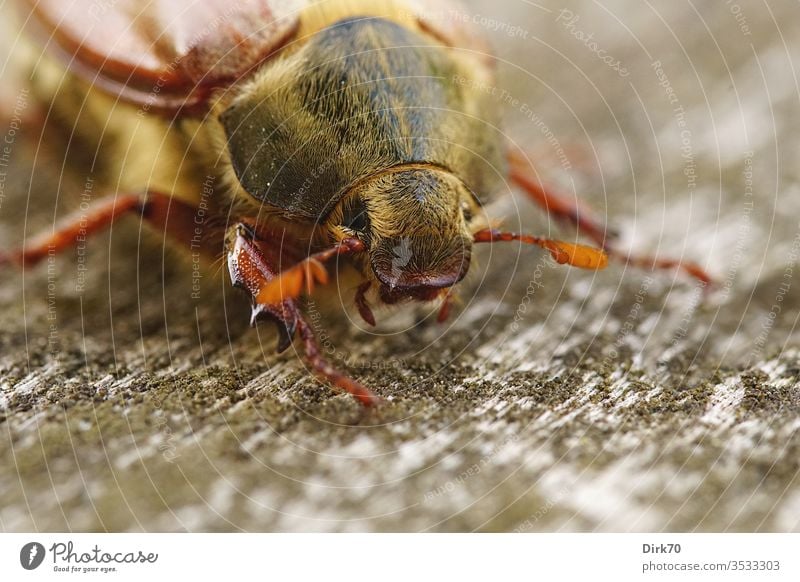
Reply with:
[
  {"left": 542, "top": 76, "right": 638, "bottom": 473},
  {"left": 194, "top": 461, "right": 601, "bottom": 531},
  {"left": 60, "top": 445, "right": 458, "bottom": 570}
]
[
  {"left": 19, "top": 542, "right": 45, "bottom": 570},
  {"left": 389, "top": 237, "right": 413, "bottom": 284}
]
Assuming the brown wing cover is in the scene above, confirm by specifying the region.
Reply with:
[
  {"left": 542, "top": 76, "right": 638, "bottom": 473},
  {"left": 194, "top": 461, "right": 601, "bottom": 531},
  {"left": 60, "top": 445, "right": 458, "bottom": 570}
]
[
  {"left": 405, "top": 0, "right": 493, "bottom": 67},
  {"left": 20, "top": 0, "right": 302, "bottom": 114}
]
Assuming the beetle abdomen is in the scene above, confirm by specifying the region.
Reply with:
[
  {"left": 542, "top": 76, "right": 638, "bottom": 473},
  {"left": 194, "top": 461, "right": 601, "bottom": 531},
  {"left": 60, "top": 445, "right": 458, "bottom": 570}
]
[{"left": 222, "top": 17, "right": 504, "bottom": 222}]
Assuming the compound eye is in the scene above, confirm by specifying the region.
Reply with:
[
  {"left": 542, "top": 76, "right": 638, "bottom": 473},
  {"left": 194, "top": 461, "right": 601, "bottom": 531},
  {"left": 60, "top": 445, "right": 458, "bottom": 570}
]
[
  {"left": 461, "top": 202, "right": 474, "bottom": 223},
  {"left": 342, "top": 199, "right": 370, "bottom": 236}
]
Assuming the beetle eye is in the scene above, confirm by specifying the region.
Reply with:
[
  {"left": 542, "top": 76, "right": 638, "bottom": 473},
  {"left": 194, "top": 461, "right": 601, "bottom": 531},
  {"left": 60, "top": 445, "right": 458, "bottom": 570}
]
[
  {"left": 342, "top": 199, "right": 370, "bottom": 234},
  {"left": 461, "top": 202, "right": 474, "bottom": 223}
]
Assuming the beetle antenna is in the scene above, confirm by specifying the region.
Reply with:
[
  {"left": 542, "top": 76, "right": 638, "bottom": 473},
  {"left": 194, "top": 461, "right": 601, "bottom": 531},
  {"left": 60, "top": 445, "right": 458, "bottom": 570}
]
[{"left": 473, "top": 228, "right": 608, "bottom": 270}]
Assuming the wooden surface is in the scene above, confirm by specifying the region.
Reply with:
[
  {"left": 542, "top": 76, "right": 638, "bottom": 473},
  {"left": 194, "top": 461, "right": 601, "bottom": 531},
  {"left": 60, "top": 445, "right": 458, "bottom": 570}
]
[{"left": 1, "top": 0, "right": 799, "bottom": 532}]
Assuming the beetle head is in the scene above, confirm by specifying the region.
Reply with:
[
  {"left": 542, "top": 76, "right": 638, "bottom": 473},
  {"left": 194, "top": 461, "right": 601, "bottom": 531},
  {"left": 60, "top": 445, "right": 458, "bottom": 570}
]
[{"left": 328, "top": 168, "right": 480, "bottom": 303}]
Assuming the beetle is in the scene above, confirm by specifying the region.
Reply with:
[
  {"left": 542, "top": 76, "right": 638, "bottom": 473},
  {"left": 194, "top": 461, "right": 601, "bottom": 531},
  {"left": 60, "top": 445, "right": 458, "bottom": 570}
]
[{"left": 1, "top": 0, "right": 710, "bottom": 406}]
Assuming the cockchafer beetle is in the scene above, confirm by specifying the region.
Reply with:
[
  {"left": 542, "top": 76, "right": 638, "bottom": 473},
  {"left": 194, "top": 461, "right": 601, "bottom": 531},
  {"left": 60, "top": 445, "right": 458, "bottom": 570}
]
[{"left": 1, "top": 0, "right": 711, "bottom": 406}]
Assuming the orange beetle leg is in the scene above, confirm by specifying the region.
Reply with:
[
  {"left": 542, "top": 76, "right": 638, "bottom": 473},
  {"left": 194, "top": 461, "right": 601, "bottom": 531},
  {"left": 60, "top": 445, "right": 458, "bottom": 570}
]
[
  {"left": 473, "top": 228, "right": 609, "bottom": 270},
  {"left": 617, "top": 254, "right": 713, "bottom": 287},
  {"left": 228, "top": 225, "right": 381, "bottom": 407},
  {"left": 256, "top": 237, "right": 366, "bottom": 305},
  {"left": 0, "top": 191, "right": 213, "bottom": 268},
  {"left": 507, "top": 145, "right": 713, "bottom": 285},
  {"left": 507, "top": 144, "right": 614, "bottom": 248}
]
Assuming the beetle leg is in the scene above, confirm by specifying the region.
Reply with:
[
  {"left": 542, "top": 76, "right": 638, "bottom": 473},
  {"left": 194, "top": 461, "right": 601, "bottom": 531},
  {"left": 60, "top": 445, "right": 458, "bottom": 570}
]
[
  {"left": 508, "top": 144, "right": 614, "bottom": 248},
  {"left": 255, "top": 237, "right": 367, "bottom": 304},
  {"left": 295, "top": 313, "right": 383, "bottom": 407},
  {"left": 474, "top": 228, "right": 609, "bottom": 270},
  {"left": 0, "top": 194, "right": 140, "bottom": 267},
  {"left": 437, "top": 290, "right": 456, "bottom": 324},
  {"left": 0, "top": 191, "right": 219, "bottom": 268},
  {"left": 227, "top": 225, "right": 381, "bottom": 407},
  {"left": 507, "top": 145, "right": 714, "bottom": 285},
  {"left": 525, "top": 140, "right": 600, "bottom": 180},
  {"left": 614, "top": 254, "right": 713, "bottom": 286},
  {"left": 354, "top": 281, "right": 376, "bottom": 326},
  {"left": 226, "top": 224, "right": 299, "bottom": 353}
]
